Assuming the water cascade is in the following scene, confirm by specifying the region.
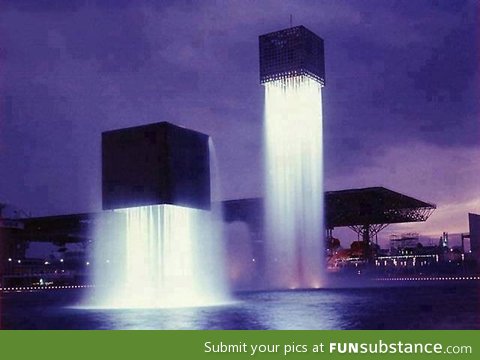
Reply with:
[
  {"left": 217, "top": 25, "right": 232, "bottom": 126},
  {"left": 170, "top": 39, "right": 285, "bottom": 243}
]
[
  {"left": 92, "top": 133, "right": 229, "bottom": 309},
  {"left": 264, "top": 75, "right": 324, "bottom": 289}
]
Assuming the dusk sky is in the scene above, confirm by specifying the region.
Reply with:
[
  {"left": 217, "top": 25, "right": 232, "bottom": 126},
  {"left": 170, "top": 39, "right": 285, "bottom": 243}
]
[{"left": 0, "top": 0, "right": 478, "bottom": 244}]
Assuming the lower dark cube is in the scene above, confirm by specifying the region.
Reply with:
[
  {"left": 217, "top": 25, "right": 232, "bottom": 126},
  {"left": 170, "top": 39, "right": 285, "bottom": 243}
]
[{"left": 102, "top": 122, "right": 210, "bottom": 210}]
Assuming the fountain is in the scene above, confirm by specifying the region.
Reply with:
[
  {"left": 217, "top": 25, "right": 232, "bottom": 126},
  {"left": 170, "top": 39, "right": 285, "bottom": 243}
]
[
  {"left": 260, "top": 26, "right": 326, "bottom": 289},
  {"left": 92, "top": 122, "right": 229, "bottom": 308}
]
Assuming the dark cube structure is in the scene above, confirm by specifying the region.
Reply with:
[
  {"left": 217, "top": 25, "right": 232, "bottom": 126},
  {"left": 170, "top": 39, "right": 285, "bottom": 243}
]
[
  {"left": 259, "top": 25, "right": 325, "bottom": 85},
  {"left": 102, "top": 122, "right": 210, "bottom": 210}
]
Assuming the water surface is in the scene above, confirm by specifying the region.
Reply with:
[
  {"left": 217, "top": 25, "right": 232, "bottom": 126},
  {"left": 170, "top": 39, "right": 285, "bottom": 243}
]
[{"left": 1, "top": 284, "right": 478, "bottom": 329}]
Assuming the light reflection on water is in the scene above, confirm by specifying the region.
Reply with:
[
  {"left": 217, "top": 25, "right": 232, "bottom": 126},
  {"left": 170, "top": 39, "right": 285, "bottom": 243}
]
[{"left": 1, "top": 285, "right": 478, "bottom": 330}]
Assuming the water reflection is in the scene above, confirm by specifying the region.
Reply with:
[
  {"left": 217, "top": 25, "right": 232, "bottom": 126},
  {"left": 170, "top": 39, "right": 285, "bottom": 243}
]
[{"left": 1, "top": 285, "right": 479, "bottom": 330}]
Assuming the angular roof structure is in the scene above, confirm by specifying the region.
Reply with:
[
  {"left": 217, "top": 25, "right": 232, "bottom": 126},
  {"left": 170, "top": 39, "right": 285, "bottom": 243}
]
[{"left": 325, "top": 187, "right": 436, "bottom": 228}]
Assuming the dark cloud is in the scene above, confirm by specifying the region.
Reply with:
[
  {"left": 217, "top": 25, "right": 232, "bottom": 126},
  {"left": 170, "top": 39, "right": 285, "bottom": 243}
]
[
  {"left": 2, "top": 0, "right": 87, "bottom": 13},
  {"left": 63, "top": 10, "right": 152, "bottom": 73},
  {"left": 0, "top": 0, "right": 478, "bottom": 219},
  {"left": 414, "top": 27, "right": 477, "bottom": 104}
]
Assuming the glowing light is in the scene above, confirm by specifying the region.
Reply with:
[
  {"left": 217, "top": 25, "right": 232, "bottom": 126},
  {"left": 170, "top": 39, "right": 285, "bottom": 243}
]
[
  {"left": 93, "top": 204, "right": 230, "bottom": 309},
  {"left": 8, "top": 258, "right": 12, "bottom": 262},
  {"left": 264, "top": 75, "right": 324, "bottom": 289},
  {"left": 60, "top": 259, "right": 64, "bottom": 263}
]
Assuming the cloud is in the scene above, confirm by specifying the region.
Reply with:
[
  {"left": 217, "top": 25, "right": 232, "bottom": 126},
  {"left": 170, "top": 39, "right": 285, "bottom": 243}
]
[
  {"left": 391, "top": 197, "right": 480, "bottom": 238},
  {"left": 0, "top": 0, "right": 478, "bottom": 218}
]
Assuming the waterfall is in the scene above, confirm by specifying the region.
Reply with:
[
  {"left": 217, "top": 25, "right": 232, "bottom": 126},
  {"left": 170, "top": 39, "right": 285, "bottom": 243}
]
[{"left": 264, "top": 75, "right": 325, "bottom": 289}]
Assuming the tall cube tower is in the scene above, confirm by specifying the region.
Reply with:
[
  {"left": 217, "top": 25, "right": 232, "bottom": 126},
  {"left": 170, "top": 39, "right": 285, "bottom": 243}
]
[
  {"left": 260, "top": 25, "right": 326, "bottom": 289},
  {"left": 259, "top": 25, "right": 325, "bottom": 85},
  {"left": 102, "top": 122, "right": 210, "bottom": 210}
]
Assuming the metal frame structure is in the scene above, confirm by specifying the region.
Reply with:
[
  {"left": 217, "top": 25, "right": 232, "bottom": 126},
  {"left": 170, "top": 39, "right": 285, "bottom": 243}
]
[
  {"left": 325, "top": 187, "right": 436, "bottom": 259},
  {"left": 389, "top": 233, "right": 420, "bottom": 250},
  {"left": 259, "top": 25, "right": 325, "bottom": 85}
]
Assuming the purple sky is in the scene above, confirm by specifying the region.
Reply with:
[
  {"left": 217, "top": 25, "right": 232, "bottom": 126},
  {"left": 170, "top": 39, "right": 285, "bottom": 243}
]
[{"left": 0, "top": 0, "right": 478, "bottom": 244}]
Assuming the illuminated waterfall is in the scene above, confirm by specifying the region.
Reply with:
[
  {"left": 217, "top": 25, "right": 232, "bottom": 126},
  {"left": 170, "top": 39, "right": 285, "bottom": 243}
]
[
  {"left": 93, "top": 203, "right": 229, "bottom": 309},
  {"left": 264, "top": 75, "right": 324, "bottom": 289},
  {"left": 91, "top": 135, "right": 230, "bottom": 309}
]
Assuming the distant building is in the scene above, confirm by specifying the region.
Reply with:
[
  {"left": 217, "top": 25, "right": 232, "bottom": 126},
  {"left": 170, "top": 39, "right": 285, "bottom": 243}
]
[
  {"left": 0, "top": 217, "right": 27, "bottom": 279},
  {"left": 439, "top": 232, "right": 449, "bottom": 248},
  {"left": 469, "top": 213, "right": 480, "bottom": 260},
  {"left": 390, "top": 233, "right": 420, "bottom": 253}
]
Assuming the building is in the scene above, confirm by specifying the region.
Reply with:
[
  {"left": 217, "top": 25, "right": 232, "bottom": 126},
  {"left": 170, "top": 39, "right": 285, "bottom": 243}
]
[{"left": 469, "top": 213, "right": 480, "bottom": 260}]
